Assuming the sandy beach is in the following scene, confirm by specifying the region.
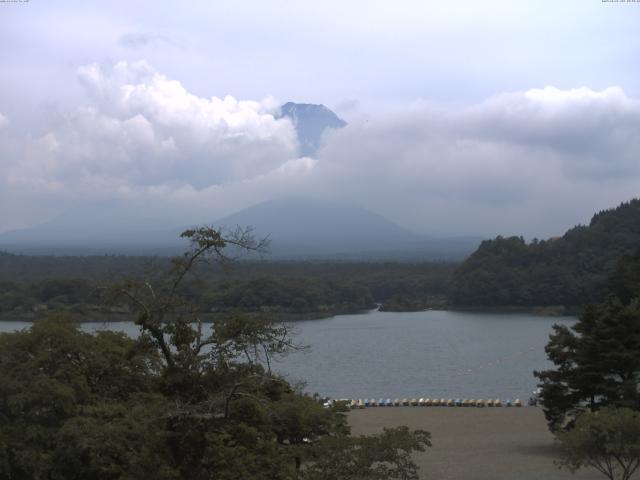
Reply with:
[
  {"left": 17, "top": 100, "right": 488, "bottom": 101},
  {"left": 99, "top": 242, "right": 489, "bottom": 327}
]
[{"left": 348, "top": 407, "right": 622, "bottom": 480}]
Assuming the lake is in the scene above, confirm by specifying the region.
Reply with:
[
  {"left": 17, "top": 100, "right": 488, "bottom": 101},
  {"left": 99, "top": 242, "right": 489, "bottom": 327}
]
[{"left": 0, "top": 310, "right": 574, "bottom": 400}]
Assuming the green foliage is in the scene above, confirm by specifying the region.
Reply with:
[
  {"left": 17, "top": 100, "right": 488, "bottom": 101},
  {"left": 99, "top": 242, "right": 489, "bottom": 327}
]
[
  {"left": 51, "top": 397, "right": 178, "bottom": 480},
  {"left": 205, "top": 276, "right": 375, "bottom": 315},
  {"left": 609, "top": 250, "right": 640, "bottom": 305},
  {"left": 0, "top": 314, "right": 161, "bottom": 480},
  {"left": 450, "top": 199, "right": 640, "bottom": 307},
  {"left": 0, "top": 227, "right": 432, "bottom": 479},
  {"left": 556, "top": 407, "right": 640, "bottom": 480},
  {"left": 0, "top": 257, "right": 454, "bottom": 318},
  {"left": 536, "top": 299, "right": 640, "bottom": 430},
  {"left": 302, "top": 426, "right": 431, "bottom": 480},
  {"left": 535, "top": 252, "right": 640, "bottom": 431}
]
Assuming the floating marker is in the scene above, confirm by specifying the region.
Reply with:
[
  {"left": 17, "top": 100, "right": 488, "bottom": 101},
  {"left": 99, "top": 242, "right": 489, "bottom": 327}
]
[{"left": 342, "top": 395, "right": 529, "bottom": 410}]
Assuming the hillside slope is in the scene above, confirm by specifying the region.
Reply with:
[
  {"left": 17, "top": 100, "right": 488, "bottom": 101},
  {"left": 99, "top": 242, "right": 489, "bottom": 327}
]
[
  {"left": 0, "top": 196, "right": 481, "bottom": 260},
  {"left": 215, "top": 196, "right": 481, "bottom": 260},
  {"left": 449, "top": 199, "right": 640, "bottom": 307}
]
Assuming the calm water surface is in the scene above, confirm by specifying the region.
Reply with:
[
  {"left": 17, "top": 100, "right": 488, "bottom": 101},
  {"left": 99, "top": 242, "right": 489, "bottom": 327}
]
[
  {"left": 275, "top": 310, "right": 575, "bottom": 400},
  {"left": 0, "top": 310, "right": 574, "bottom": 400}
]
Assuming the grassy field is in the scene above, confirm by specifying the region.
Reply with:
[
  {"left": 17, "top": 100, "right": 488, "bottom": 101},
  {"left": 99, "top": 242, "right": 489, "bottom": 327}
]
[{"left": 348, "top": 407, "right": 616, "bottom": 480}]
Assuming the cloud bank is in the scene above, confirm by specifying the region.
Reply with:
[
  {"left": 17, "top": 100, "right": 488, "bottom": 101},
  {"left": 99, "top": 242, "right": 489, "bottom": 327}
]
[
  {"left": 1, "top": 61, "right": 640, "bottom": 238},
  {"left": 308, "top": 86, "right": 640, "bottom": 236}
]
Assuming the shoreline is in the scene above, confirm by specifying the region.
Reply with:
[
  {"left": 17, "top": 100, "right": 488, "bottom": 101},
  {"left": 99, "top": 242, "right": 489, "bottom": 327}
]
[
  {"left": 0, "top": 307, "right": 375, "bottom": 323},
  {"left": 0, "top": 304, "right": 578, "bottom": 323},
  {"left": 445, "top": 305, "right": 580, "bottom": 317}
]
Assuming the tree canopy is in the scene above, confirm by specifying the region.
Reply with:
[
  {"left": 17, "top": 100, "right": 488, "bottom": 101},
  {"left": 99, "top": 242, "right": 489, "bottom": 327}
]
[
  {"left": 450, "top": 199, "right": 640, "bottom": 307},
  {"left": 0, "top": 227, "right": 431, "bottom": 480},
  {"left": 0, "top": 251, "right": 453, "bottom": 320},
  {"left": 556, "top": 407, "right": 640, "bottom": 480},
  {"left": 535, "top": 251, "right": 640, "bottom": 431}
]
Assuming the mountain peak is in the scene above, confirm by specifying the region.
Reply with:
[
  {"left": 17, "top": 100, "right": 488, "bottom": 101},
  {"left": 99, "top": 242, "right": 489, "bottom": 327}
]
[
  {"left": 214, "top": 196, "right": 481, "bottom": 260},
  {"left": 277, "top": 102, "right": 346, "bottom": 157}
]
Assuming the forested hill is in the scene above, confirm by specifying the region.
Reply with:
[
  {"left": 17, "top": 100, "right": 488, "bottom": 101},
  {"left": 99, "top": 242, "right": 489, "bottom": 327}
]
[{"left": 449, "top": 199, "right": 640, "bottom": 307}]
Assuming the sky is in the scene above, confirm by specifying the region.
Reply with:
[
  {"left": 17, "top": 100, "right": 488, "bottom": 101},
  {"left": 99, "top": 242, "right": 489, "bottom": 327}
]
[{"left": 1, "top": 0, "right": 640, "bottom": 238}]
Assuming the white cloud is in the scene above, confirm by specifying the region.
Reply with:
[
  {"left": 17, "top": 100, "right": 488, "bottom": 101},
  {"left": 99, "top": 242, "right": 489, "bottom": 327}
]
[
  {"left": 460, "top": 86, "right": 640, "bottom": 179},
  {"left": 306, "top": 86, "right": 640, "bottom": 236},
  {"left": 0, "top": 113, "right": 8, "bottom": 129},
  {"left": 2, "top": 66, "right": 640, "bottom": 240},
  {"left": 0, "top": 61, "right": 304, "bottom": 231},
  {"left": 6, "top": 61, "right": 297, "bottom": 192}
]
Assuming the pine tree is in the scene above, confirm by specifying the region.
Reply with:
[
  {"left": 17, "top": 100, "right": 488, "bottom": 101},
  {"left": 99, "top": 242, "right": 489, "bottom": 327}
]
[{"left": 535, "top": 252, "right": 640, "bottom": 431}]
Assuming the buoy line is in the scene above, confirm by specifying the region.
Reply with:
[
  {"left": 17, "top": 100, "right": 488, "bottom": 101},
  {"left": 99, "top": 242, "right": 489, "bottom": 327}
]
[{"left": 322, "top": 397, "right": 525, "bottom": 409}]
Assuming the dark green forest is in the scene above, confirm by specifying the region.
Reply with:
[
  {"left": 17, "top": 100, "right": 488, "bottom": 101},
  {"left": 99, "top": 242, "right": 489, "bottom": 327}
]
[
  {"left": 0, "top": 228, "right": 431, "bottom": 480},
  {"left": 0, "top": 253, "right": 453, "bottom": 320},
  {"left": 449, "top": 199, "right": 640, "bottom": 308},
  {"left": 535, "top": 250, "right": 640, "bottom": 431},
  {"left": 1, "top": 203, "right": 640, "bottom": 478},
  {"left": 2, "top": 198, "right": 639, "bottom": 319}
]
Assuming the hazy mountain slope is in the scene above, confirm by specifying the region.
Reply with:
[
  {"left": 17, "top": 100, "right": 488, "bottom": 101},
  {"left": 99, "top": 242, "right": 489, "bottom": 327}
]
[
  {"left": 216, "top": 197, "right": 417, "bottom": 248},
  {"left": 215, "top": 197, "right": 481, "bottom": 260},
  {"left": 0, "top": 197, "right": 481, "bottom": 260},
  {"left": 0, "top": 203, "right": 185, "bottom": 254},
  {"left": 277, "top": 102, "right": 346, "bottom": 156}
]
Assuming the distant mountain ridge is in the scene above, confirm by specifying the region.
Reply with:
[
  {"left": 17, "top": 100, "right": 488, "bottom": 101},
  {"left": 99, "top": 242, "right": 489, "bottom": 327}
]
[
  {"left": 449, "top": 199, "right": 640, "bottom": 307},
  {"left": 0, "top": 202, "right": 184, "bottom": 255},
  {"left": 214, "top": 197, "right": 481, "bottom": 260},
  {"left": 0, "top": 196, "right": 481, "bottom": 260},
  {"left": 217, "top": 197, "right": 415, "bottom": 248},
  {"left": 277, "top": 102, "right": 346, "bottom": 156}
]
